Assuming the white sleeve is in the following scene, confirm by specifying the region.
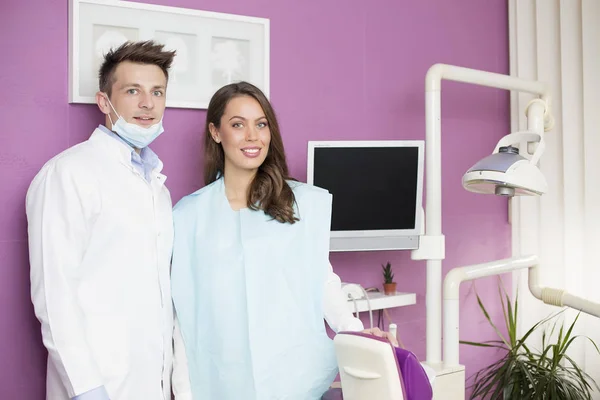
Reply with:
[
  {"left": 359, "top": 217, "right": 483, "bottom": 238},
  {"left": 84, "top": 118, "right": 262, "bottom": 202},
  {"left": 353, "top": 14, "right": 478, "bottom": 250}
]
[
  {"left": 71, "top": 386, "right": 110, "bottom": 400},
  {"left": 172, "top": 314, "right": 193, "bottom": 400},
  {"left": 26, "top": 162, "right": 104, "bottom": 397},
  {"left": 323, "top": 262, "right": 364, "bottom": 333}
]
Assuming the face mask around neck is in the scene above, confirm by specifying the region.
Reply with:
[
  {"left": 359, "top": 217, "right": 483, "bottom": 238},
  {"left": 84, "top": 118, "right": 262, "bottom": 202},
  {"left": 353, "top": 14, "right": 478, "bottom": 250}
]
[{"left": 104, "top": 94, "right": 164, "bottom": 148}]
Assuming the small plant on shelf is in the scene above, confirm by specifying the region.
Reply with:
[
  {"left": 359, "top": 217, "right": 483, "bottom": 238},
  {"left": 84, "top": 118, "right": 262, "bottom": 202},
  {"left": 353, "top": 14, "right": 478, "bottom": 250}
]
[{"left": 382, "top": 261, "right": 396, "bottom": 295}]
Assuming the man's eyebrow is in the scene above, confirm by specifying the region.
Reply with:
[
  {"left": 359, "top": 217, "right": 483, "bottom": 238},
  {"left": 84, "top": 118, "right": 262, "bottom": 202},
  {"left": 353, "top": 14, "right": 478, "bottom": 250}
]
[
  {"left": 118, "top": 83, "right": 142, "bottom": 89},
  {"left": 118, "top": 83, "right": 166, "bottom": 90}
]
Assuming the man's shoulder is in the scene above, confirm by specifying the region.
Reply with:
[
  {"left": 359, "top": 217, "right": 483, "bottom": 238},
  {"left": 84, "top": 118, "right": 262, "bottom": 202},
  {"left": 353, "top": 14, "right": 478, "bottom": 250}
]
[
  {"left": 47, "top": 139, "right": 98, "bottom": 167},
  {"left": 32, "top": 139, "right": 100, "bottom": 184}
]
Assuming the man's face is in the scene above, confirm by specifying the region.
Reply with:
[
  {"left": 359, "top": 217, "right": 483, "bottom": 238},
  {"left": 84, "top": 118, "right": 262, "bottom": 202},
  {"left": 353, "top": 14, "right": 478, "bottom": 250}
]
[{"left": 97, "top": 61, "right": 167, "bottom": 128}]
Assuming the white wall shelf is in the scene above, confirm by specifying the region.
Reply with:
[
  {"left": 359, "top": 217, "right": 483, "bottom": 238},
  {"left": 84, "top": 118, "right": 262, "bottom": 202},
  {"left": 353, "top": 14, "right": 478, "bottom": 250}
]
[{"left": 346, "top": 291, "right": 416, "bottom": 313}]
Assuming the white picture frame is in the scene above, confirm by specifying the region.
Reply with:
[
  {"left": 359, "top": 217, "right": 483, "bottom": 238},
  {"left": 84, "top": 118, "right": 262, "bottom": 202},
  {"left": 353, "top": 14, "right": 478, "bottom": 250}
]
[{"left": 68, "top": 0, "right": 270, "bottom": 109}]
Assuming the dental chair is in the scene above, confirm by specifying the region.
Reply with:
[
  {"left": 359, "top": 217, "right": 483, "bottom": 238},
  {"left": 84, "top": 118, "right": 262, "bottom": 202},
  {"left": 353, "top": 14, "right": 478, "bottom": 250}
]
[{"left": 323, "top": 332, "right": 433, "bottom": 400}]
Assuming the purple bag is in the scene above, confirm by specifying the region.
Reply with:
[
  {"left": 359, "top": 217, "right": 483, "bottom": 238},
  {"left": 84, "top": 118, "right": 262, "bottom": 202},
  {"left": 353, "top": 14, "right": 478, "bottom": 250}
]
[{"left": 322, "top": 332, "right": 433, "bottom": 400}]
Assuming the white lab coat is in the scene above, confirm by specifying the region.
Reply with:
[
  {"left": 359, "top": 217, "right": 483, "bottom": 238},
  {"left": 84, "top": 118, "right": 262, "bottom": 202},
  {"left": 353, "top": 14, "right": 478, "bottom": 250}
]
[{"left": 26, "top": 129, "right": 174, "bottom": 400}]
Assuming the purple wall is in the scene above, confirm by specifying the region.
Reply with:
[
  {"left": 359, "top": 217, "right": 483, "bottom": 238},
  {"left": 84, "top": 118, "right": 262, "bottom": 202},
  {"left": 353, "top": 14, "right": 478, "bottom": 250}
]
[{"left": 0, "top": 0, "right": 511, "bottom": 398}]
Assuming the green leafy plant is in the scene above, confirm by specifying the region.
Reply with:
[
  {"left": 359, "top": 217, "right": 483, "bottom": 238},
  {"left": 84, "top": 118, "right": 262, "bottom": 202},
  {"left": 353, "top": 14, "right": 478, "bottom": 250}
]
[
  {"left": 382, "top": 262, "right": 394, "bottom": 284},
  {"left": 461, "top": 284, "right": 600, "bottom": 399}
]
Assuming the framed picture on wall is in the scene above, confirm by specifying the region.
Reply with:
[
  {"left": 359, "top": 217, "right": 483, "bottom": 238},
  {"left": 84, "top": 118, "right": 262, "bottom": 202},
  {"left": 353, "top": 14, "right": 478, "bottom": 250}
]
[{"left": 68, "top": 0, "right": 270, "bottom": 109}]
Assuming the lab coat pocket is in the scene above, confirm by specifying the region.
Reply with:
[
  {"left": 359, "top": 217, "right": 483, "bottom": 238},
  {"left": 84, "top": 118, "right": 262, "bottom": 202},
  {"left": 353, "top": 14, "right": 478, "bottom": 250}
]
[{"left": 87, "top": 315, "right": 130, "bottom": 379}]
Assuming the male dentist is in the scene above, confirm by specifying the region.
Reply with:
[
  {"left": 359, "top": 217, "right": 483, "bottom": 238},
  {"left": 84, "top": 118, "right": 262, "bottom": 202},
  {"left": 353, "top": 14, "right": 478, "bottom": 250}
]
[{"left": 27, "top": 41, "right": 176, "bottom": 400}]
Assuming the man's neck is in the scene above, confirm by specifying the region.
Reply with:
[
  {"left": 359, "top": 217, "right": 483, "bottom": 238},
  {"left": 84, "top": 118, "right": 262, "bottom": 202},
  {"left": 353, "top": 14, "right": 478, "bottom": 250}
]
[{"left": 104, "top": 120, "right": 142, "bottom": 154}]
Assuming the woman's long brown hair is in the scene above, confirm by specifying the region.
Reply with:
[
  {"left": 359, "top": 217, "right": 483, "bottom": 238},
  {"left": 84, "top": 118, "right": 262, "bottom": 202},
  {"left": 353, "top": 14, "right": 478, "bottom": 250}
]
[{"left": 203, "top": 82, "right": 298, "bottom": 224}]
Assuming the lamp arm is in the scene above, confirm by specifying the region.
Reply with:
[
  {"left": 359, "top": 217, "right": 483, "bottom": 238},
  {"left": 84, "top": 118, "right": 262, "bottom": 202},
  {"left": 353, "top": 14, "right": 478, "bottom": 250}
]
[
  {"left": 426, "top": 63, "right": 550, "bottom": 101},
  {"left": 419, "top": 63, "right": 554, "bottom": 363},
  {"left": 495, "top": 132, "right": 541, "bottom": 149},
  {"left": 442, "top": 255, "right": 600, "bottom": 367},
  {"left": 528, "top": 266, "right": 600, "bottom": 318}
]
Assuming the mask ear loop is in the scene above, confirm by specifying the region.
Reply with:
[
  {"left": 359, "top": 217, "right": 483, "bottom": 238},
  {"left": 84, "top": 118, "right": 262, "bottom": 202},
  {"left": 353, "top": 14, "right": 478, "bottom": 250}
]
[{"left": 103, "top": 93, "right": 121, "bottom": 129}]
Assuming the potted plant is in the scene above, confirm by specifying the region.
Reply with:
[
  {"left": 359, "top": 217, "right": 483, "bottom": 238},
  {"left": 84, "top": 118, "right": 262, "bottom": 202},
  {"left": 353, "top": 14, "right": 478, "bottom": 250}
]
[
  {"left": 461, "top": 283, "right": 599, "bottom": 399},
  {"left": 382, "top": 262, "right": 396, "bottom": 295}
]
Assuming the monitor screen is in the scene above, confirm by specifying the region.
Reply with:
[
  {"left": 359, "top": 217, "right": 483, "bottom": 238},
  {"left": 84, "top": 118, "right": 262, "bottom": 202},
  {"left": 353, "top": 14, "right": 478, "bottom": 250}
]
[{"left": 307, "top": 141, "right": 424, "bottom": 252}]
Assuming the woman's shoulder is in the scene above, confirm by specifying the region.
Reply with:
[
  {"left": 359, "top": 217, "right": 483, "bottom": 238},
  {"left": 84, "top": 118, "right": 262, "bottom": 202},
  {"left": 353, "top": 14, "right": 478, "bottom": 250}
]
[
  {"left": 287, "top": 180, "right": 332, "bottom": 203},
  {"left": 173, "top": 179, "right": 221, "bottom": 214}
]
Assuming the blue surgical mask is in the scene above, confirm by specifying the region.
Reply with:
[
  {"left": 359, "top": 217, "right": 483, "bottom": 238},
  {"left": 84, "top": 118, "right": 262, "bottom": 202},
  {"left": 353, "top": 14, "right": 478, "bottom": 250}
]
[{"left": 104, "top": 95, "right": 165, "bottom": 148}]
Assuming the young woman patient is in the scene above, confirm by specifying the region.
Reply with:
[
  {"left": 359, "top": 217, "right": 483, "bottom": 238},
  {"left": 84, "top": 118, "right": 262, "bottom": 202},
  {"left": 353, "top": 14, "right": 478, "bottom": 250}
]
[{"left": 171, "top": 82, "right": 397, "bottom": 400}]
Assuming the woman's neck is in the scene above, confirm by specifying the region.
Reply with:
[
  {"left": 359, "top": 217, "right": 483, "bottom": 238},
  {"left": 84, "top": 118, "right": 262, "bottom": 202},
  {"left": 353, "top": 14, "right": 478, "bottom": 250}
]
[{"left": 223, "top": 168, "right": 257, "bottom": 210}]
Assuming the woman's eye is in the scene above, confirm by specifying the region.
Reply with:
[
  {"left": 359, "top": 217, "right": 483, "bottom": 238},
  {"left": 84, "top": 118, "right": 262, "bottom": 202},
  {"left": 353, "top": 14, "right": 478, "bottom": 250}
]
[
  {"left": 257, "top": 122, "right": 268, "bottom": 128},
  {"left": 232, "top": 122, "right": 243, "bottom": 128}
]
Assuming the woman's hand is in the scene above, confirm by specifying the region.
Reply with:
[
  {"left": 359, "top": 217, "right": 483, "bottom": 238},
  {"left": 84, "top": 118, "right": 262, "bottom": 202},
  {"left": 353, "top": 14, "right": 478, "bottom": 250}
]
[{"left": 361, "top": 327, "right": 399, "bottom": 347}]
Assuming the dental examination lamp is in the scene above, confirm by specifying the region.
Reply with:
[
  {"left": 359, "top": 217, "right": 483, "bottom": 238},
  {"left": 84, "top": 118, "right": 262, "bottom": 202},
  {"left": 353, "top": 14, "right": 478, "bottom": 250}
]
[
  {"left": 412, "top": 64, "right": 600, "bottom": 378},
  {"left": 462, "top": 127, "right": 548, "bottom": 197}
]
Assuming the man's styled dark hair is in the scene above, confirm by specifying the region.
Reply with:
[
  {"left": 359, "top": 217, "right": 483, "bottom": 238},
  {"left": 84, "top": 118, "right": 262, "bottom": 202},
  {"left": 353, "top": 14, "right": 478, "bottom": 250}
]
[{"left": 98, "top": 40, "right": 176, "bottom": 96}]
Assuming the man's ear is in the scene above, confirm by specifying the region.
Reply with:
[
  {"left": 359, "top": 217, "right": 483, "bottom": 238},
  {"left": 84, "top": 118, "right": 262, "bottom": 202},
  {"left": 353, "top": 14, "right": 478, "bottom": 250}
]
[{"left": 95, "top": 91, "right": 111, "bottom": 115}]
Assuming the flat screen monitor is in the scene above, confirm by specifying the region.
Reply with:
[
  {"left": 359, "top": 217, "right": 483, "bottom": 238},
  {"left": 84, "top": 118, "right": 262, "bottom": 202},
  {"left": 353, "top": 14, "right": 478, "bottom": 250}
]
[{"left": 307, "top": 140, "right": 424, "bottom": 252}]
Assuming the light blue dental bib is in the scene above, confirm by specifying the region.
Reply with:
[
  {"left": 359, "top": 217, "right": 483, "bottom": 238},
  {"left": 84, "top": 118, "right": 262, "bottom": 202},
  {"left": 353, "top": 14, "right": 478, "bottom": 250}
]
[{"left": 171, "top": 178, "right": 338, "bottom": 400}]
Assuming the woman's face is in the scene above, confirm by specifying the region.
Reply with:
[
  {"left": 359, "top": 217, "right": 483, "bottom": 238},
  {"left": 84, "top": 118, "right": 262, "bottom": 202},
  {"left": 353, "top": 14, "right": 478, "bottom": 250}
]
[{"left": 209, "top": 95, "right": 271, "bottom": 176}]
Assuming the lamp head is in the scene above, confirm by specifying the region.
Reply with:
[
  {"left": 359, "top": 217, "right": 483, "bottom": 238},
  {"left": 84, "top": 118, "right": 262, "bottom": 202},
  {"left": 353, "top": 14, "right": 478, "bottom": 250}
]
[{"left": 462, "top": 132, "right": 547, "bottom": 197}]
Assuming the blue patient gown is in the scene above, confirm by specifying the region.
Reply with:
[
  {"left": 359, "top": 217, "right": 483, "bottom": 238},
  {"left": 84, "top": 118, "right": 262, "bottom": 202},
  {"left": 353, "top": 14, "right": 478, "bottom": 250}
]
[{"left": 171, "top": 178, "right": 338, "bottom": 400}]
